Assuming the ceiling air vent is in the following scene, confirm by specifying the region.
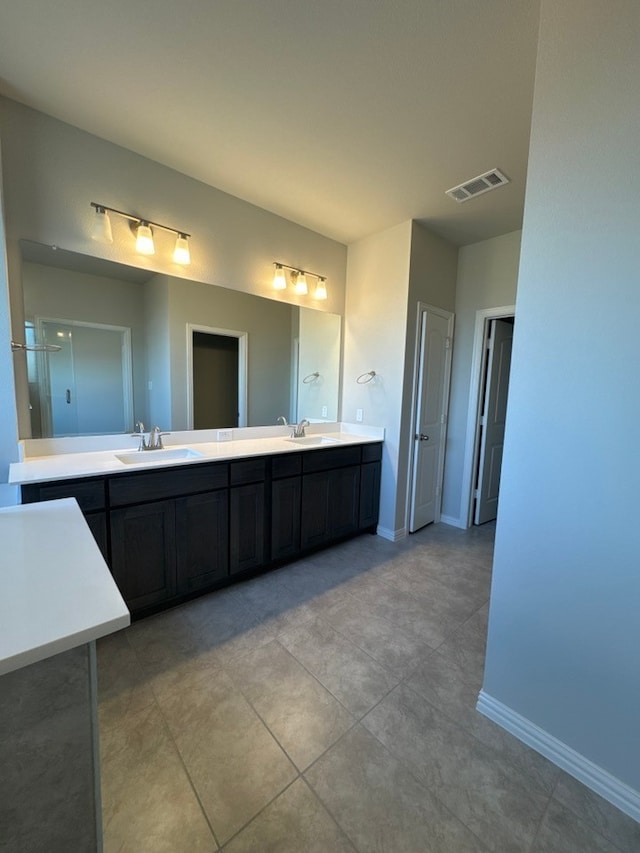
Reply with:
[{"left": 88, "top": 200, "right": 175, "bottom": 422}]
[{"left": 445, "top": 168, "right": 510, "bottom": 203}]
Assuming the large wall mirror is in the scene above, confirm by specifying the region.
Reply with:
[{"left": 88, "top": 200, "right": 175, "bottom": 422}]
[{"left": 19, "top": 241, "right": 342, "bottom": 438}]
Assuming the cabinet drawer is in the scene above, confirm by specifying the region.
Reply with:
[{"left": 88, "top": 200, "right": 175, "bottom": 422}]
[
  {"left": 21, "top": 477, "right": 106, "bottom": 512},
  {"left": 302, "top": 445, "right": 362, "bottom": 473},
  {"left": 272, "top": 453, "right": 302, "bottom": 479},
  {"left": 109, "top": 462, "right": 228, "bottom": 506},
  {"left": 362, "top": 443, "right": 383, "bottom": 464},
  {"left": 230, "top": 457, "right": 266, "bottom": 485}
]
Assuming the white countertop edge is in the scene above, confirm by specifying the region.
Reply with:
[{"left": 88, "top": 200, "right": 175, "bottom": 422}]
[
  {"left": 0, "top": 613, "right": 130, "bottom": 677},
  {"left": 0, "top": 499, "right": 130, "bottom": 676},
  {"left": 10, "top": 424, "right": 385, "bottom": 485}
]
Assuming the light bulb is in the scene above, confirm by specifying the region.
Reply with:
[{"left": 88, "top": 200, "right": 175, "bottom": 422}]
[
  {"left": 92, "top": 206, "right": 113, "bottom": 243},
  {"left": 136, "top": 222, "right": 155, "bottom": 255},
  {"left": 294, "top": 271, "right": 308, "bottom": 295},
  {"left": 173, "top": 234, "right": 191, "bottom": 265},
  {"left": 273, "top": 264, "right": 287, "bottom": 290},
  {"left": 314, "top": 277, "right": 328, "bottom": 300}
]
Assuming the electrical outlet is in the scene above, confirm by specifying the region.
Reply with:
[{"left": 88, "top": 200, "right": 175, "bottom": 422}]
[
  {"left": 147, "top": 380, "right": 153, "bottom": 391},
  {"left": 217, "top": 429, "right": 233, "bottom": 441},
  {"left": 321, "top": 405, "right": 328, "bottom": 418},
  {"left": 356, "top": 408, "right": 363, "bottom": 422}
]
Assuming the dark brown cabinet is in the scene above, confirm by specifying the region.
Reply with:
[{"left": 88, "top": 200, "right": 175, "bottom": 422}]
[
  {"left": 20, "top": 442, "right": 382, "bottom": 618},
  {"left": 176, "top": 490, "right": 229, "bottom": 593},
  {"left": 110, "top": 500, "right": 177, "bottom": 612}
]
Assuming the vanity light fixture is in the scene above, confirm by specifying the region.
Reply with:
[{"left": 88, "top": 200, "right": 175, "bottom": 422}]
[
  {"left": 90, "top": 202, "right": 191, "bottom": 265},
  {"left": 91, "top": 205, "right": 113, "bottom": 243},
  {"left": 272, "top": 262, "right": 328, "bottom": 300}
]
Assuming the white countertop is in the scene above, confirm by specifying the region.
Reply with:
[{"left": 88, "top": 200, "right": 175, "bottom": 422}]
[
  {"left": 0, "top": 499, "right": 130, "bottom": 676},
  {"left": 9, "top": 426, "right": 384, "bottom": 486}
]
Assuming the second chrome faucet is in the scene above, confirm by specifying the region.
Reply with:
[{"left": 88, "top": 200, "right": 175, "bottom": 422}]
[{"left": 132, "top": 421, "right": 170, "bottom": 451}]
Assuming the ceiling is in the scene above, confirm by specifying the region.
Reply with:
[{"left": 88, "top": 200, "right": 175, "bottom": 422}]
[{"left": 0, "top": 0, "right": 540, "bottom": 247}]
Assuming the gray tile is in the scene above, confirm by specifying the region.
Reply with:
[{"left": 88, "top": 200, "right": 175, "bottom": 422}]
[
  {"left": 530, "top": 799, "right": 622, "bottom": 853},
  {"left": 97, "top": 630, "right": 155, "bottom": 730},
  {"left": 432, "top": 606, "right": 489, "bottom": 689},
  {"left": 406, "top": 650, "right": 560, "bottom": 795},
  {"left": 101, "top": 702, "right": 216, "bottom": 852},
  {"left": 127, "top": 605, "right": 204, "bottom": 677},
  {"left": 553, "top": 772, "right": 640, "bottom": 853},
  {"left": 321, "top": 596, "right": 431, "bottom": 678},
  {"left": 279, "top": 617, "right": 400, "bottom": 716},
  {"left": 158, "top": 667, "right": 297, "bottom": 844},
  {"left": 223, "top": 778, "right": 356, "bottom": 852},
  {"left": 362, "top": 683, "right": 549, "bottom": 852},
  {"left": 230, "top": 640, "right": 354, "bottom": 770},
  {"left": 305, "top": 725, "right": 490, "bottom": 852}
]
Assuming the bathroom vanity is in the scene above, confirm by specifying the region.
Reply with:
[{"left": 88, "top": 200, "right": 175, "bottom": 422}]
[{"left": 12, "top": 429, "right": 383, "bottom": 618}]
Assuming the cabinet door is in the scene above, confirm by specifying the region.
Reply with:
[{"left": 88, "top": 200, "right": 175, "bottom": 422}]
[
  {"left": 359, "top": 462, "right": 381, "bottom": 530},
  {"left": 230, "top": 483, "right": 265, "bottom": 575},
  {"left": 300, "top": 470, "right": 330, "bottom": 550},
  {"left": 110, "top": 500, "right": 176, "bottom": 612},
  {"left": 329, "top": 465, "right": 361, "bottom": 538},
  {"left": 176, "top": 490, "right": 229, "bottom": 594},
  {"left": 85, "top": 511, "right": 109, "bottom": 561},
  {"left": 271, "top": 476, "right": 301, "bottom": 561}
]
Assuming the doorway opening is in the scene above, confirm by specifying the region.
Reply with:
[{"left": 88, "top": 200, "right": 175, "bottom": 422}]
[
  {"left": 461, "top": 306, "right": 515, "bottom": 528},
  {"left": 186, "top": 324, "right": 248, "bottom": 429}
]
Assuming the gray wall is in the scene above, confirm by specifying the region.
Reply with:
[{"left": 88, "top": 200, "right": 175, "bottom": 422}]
[
  {"left": 484, "top": 0, "right": 640, "bottom": 799},
  {"left": 441, "top": 230, "right": 521, "bottom": 523}
]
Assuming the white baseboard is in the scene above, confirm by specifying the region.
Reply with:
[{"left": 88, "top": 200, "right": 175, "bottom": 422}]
[
  {"left": 477, "top": 690, "right": 640, "bottom": 823},
  {"left": 376, "top": 525, "right": 407, "bottom": 542},
  {"left": 439, "top": 514, "right": 466, "bottom": 529}
]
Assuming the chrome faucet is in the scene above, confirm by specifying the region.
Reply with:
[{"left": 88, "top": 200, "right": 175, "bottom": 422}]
[
  {"left": 131, "top": 421, "right": 148, "bottom": 451},
  {"left": 291, "top": 418, "right": 310, "bottom": 438},
  {"left": 277, "top": 415, "right": 289, "bottom": 426},
  {"left": 147, "top": 425, "right": 170, "bottom": 450}
]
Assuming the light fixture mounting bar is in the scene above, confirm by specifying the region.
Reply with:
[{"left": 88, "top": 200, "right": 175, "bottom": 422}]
[
  {"left": 274, "top": 261, "right": 325, "bottom": 281},
  {"left": 90, "top": 202, "right": 190, "bottom": 237}
]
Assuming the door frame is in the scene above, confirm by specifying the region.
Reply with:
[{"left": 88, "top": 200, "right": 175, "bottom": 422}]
[
  {"left": 405, "top": 301, "right": 454, "bottom": 532},
  {"left": 460, "top": 304, "right": 515, "bottom": 528},
  {"left": 186, "top": 323, "right": 248, "bottom": 429}
]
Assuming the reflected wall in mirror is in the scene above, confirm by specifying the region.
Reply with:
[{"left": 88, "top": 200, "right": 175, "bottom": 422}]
[{"left": 19, "top": 241, "right": 342, "bottom": 438}]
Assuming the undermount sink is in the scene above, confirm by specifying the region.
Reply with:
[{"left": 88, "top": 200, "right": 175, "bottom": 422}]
[
  {"left": 284, "top": 435, "right": 341, "bottom": 446},
  {"left": 115, "top": 447, "right": 205, "bottom": 465}
]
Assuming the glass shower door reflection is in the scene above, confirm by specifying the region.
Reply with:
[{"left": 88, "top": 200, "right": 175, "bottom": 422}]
[{"left": 37, "top": 320, "right": 133, "bottom": 437}]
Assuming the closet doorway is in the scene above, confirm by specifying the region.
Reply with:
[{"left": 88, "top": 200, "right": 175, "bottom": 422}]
[
  {"left": 187, "top": 325, "right": 248, "bottom": 429},
  {"left": 461, "top": 306, "right": 515, "bottom": 527}
]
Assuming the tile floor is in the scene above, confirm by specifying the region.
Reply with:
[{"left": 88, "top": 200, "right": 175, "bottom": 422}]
[{"left": 97, "top": 522, "right": 640, "bottom": 852}]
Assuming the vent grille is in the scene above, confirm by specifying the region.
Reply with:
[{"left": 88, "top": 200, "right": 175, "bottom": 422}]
[{"left": 445, "top": 168, "right": 510, "bottom": 203}]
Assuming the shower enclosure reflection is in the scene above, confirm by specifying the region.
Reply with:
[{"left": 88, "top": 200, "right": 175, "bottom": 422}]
[{"left": 19, "top": 241, "right": 342, "bottom": 438}]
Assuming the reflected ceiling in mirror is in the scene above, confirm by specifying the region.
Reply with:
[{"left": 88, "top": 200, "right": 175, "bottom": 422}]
[{"left": 19, "top": 241, "right": 341, "bottom": 438}]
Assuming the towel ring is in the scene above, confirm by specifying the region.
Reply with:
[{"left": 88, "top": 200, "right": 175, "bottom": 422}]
[
  {"left": 303, "top": 372, "right": 320, "bottom": 384},
  {"left": 356, "top": 370, "right": 376, "bottom": 384}
]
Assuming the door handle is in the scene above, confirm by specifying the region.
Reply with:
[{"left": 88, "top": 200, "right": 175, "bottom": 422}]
[
  {"left": 66, "top": 389, "right": 71, "bottom": 404},
  {"left": 416, "top": 433, "right": 429, "bottom": 441}
]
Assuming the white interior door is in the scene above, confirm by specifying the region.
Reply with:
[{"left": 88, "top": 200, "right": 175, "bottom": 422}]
[
  {"left": 474, "top": 318, "right": 513, "bottom": 524},
  {"left": 409, "top": 306, "right": 453, "bottom": 532}
]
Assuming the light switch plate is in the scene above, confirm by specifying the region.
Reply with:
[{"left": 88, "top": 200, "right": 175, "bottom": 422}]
[
  {"left": 356, "top": 408, "right": 363, "bottom": 422},
  {"left": 217, "top": 429, "right": 233, "bottom": 441}
]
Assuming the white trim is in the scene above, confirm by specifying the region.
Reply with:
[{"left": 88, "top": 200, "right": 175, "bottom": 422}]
[
  {"left": 405, "top": 302, "right": 455, "bottom": 532},
  {"left": 376, "top": 525, "right": 407, "bottom": 542},
  {"left": 439, "top": 513, "right": 465, "bottom": 529},
  {"left": 460, "top": 305, "right": 515, "bottom": 529},
  {"left": 186, "top": 323, "right": 248, "bottom": 429},
  {"left": 477, "top": 690, "right": 640, "bottom": 823}
]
